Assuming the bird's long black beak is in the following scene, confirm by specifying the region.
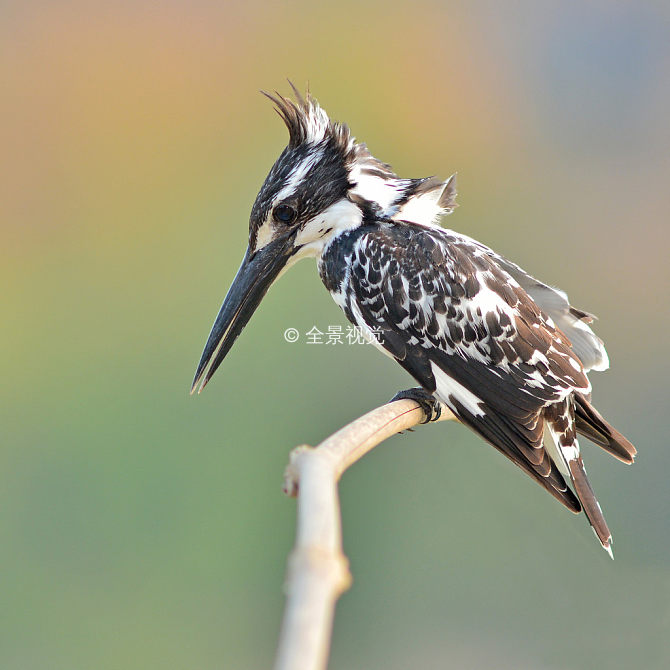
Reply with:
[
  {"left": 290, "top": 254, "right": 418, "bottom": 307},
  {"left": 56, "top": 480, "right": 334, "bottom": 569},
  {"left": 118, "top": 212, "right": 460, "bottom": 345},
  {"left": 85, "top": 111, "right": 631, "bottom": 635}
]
[{"left": 191, "top": 235, "right": 294, "bottom": 394}]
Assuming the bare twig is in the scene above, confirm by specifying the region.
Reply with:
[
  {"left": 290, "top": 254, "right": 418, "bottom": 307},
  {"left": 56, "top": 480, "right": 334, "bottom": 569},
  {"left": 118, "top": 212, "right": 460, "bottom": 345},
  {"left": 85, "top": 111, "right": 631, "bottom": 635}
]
[{"left": 273, "top": 398, "right": 456, "bottom": 670}]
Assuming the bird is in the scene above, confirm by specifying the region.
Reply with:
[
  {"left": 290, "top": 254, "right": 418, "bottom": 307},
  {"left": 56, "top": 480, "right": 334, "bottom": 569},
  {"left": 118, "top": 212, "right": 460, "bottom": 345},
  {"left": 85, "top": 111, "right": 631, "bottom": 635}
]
[{"left": 191, "top": 84, "right": 636, "bottom": 557}]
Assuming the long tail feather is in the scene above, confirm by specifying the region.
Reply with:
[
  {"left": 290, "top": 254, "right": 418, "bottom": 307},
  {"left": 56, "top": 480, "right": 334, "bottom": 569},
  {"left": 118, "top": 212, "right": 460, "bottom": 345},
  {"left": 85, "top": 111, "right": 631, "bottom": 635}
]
[
  {"left": 545, "top": 399, "right": 614, "bottom": 557},
  {"left": 568, "top": 456, "right": 613, "bottom": 558}
]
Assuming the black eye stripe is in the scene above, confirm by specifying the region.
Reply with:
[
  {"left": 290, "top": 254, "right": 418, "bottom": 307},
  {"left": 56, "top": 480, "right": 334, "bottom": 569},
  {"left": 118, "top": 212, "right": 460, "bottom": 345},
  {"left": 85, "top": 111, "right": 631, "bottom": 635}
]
[{"left": 273, "top": 204, "right": 297, "bottom": 225}]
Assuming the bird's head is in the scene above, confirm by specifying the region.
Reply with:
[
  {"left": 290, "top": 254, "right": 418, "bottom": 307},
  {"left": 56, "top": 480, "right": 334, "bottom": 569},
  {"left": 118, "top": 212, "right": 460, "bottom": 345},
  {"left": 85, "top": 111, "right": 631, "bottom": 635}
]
[{"left": 191, "top": 85, "right": 457, "bottom": 392}]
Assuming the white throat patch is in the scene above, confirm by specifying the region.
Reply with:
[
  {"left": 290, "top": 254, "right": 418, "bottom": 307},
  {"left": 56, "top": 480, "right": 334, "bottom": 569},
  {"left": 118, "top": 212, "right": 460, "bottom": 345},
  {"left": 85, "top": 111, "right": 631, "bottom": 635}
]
[{"left": 295, "top": 198, "right": 363, "bottom": 258}]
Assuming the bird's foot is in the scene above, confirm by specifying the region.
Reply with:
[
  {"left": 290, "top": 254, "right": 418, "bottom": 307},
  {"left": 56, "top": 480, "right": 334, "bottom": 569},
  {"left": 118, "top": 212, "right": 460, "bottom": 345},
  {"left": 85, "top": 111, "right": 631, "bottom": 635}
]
[{"left": 389, "top": 387, "right": 442, "bottom": 424}]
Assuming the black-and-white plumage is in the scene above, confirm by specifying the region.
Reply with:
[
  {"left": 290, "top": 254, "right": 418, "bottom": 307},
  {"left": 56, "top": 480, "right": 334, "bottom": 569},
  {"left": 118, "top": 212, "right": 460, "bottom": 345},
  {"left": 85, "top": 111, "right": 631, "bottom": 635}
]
[{"left": 192, "top": 85, "right": 636, "bottom": 557}]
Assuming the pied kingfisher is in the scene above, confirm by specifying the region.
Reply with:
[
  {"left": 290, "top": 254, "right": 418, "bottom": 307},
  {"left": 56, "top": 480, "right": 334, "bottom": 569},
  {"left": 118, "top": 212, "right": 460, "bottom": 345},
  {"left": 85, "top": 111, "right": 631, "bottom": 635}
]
[{"left": 192, "top": 85, "right": 636, "bottom": 556}]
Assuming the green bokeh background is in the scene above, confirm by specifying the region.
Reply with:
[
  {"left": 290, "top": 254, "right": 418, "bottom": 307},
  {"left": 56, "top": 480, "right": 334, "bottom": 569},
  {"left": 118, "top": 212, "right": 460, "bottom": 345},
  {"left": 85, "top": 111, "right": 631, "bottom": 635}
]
[{"left": 3, "top": 2, "right": 669, "bottom": 668}]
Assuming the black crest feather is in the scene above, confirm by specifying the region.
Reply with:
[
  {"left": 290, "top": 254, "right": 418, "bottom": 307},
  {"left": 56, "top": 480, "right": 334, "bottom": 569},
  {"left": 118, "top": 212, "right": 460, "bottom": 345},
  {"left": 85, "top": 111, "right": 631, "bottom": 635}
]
[{"left": 261, "top": 82, "right": 353, "bottom": 154}]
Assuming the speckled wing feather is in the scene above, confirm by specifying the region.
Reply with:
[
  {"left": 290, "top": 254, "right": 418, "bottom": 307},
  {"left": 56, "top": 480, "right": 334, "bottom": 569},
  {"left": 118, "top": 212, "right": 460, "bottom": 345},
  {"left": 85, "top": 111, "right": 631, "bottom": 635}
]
[
  {"left": 449, "top": 231, "right": 610, "bottom": 374},
  {"left": 344, "top": 221, "right": 595, "bottom": 511}
]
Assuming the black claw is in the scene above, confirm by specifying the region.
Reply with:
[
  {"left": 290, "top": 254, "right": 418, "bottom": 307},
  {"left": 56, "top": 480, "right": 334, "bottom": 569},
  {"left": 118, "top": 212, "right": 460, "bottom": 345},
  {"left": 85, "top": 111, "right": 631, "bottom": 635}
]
[{"left": 389, "top": 387, "right": 442, "bottom": 424}]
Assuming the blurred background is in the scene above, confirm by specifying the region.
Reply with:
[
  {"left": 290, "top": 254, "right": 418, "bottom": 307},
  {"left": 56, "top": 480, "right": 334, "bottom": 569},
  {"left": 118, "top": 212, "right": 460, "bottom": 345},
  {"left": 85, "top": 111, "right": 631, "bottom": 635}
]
[{"left": 2, "top": 1, "right": 669, "bottom": 668}]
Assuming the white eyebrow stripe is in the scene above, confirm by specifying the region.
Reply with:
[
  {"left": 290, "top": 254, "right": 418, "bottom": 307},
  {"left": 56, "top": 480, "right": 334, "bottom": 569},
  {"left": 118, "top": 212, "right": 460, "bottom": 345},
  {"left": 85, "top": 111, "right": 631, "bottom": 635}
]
[{"left": 274, "top": 147, "right": 324, "bottom": 203}]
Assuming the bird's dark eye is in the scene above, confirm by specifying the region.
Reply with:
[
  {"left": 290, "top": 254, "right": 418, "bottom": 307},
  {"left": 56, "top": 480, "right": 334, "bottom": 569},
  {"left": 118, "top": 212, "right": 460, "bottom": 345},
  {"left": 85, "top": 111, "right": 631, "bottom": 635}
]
[{"left": 273, "top": 204, "right": 297, "bottom": 225}]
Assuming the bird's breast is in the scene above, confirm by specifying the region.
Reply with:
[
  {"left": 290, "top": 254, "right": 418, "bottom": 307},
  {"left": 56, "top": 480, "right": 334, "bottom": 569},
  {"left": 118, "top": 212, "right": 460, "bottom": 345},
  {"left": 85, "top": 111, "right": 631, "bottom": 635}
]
[{"left": 317, "top": 228, "right": 363, "bottom": 295}]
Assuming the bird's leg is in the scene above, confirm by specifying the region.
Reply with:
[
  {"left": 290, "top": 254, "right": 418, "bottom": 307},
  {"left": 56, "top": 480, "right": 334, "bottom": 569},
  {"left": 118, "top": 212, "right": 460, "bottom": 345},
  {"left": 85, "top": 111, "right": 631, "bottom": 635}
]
[{"left": 389, "top": 387, "right": 442, "bottom": 424}]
